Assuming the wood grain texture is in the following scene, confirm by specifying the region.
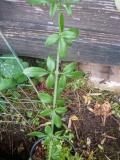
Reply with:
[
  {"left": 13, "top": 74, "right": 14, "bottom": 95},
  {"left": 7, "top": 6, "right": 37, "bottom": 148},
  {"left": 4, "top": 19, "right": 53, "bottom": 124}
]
[{"left": 0, "top": 0, "right": 120, "bottom": 65}]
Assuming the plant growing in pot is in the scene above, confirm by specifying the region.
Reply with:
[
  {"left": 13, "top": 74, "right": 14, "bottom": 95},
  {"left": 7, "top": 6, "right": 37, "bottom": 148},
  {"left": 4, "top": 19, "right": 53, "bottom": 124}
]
[{"left": 23, "top": 0, "right": 84, "bottom": 159}]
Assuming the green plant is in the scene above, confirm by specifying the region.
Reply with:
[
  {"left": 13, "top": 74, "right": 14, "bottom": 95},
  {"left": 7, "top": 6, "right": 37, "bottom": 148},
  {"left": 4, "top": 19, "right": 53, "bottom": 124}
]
[
  {"left": 29, "top": 125, "right": 75, "bottom": 159},
  {"left": 111, "top": 102, "right": 120, "bottom": 118},
  {"left": 0, "top": 55, "right": 29, "bottom": 91},
  {"left": 0, "top": 98, "right": 6, "bottom": 112},
  {"left": 23, "top": 0, "right": 84, "bottom": 159}
]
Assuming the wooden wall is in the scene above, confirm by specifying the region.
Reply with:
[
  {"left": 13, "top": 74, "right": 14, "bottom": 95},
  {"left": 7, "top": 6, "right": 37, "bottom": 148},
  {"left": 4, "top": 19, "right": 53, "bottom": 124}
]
[{"left": 0, "top": 0, "right": 120, "bottom": 66}]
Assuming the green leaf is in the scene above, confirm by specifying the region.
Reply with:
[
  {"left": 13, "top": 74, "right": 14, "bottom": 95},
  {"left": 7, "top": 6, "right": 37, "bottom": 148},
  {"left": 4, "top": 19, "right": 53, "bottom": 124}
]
[
  {"left": 0, "top": 58, "right": 29, "bottom": 79},
  {"left": 65, "top": 39, "right": 73, "bottom": 46},
  {"left": 59, "top": 38, "right": 68, "bottom": 58},
  {"left": 59, "top": 13, "right": 64, "bottom": 32},
  {"left": 69, "top": 28, "right": 79, "bottom": 36},
  {"left": 45, "top": 34, "right": 59, "bottom": 47},
  {"left": 26, "top": 111, "right": 33, "bottom": 118},
  {"left": 0, "top": 98, "right": 7, "bottom": 110},
  {"left": 16, "top": 75, "right": 27, "bottom": 84},
  {"left": 40, "top": 108, "right": 52, "bottom": 116},
  {"left": 64, "top": 4, "right": 72, "bottom": 16},
  {"left": 49, "top": 2, "right": 57, "bottom": 17},
  {"left": 45, "top": 126, "right": 52, "bottom": 135},
  {"left": 38, "top": 92, "right": 53, "bottom": 104},
  {"left": 47, "top": 56, "right": 55, "bottom": 72},
  {"left": 12, "top": 91, "right": 21, "bottom": 99},
  {"left": 55, "top": 130, "right": 63, "bottom": 136},
  {"left": 46, "top": 74, "right": 55, "bottom": 88},
  {"left": 57, "top": 88, "right": 64, "bottom": 97},
  {"left": 63, "top": 62, "right": 76, "bottom": 74},
  {"left": 0, "top": 78, "right": 16, "bottom": 91},
  {"left": 32, "top": 118, "right": 40, "bottom": 127},
  {"left": 23, "top": 67, "right": 48, "bottom": 78},
  {"left": 55, "top": 107, "right": 67, "bottom": 114},
  {"left": 58, "top": 75, "right": 66, "bottom": 89},
  {"left": 52, "top": 112, "right": 62, "bottom": 128},
  {"left": 27, "top": 0, "right": 48, "bottom": 5},
  {"left": 115, "top": 0, "right": 120, "bottom": 11},
  {"left": 62, "top": 28, "right": 79, "bottom": 40},
  {"left": 28, "top": 131, "right": 45, "bottom": 138},
  {"left": 67, "top": 71, "right": 85, "bottom": 78},
  {"left": 56, "top": 99, "right": 65, "bottom": 106}
]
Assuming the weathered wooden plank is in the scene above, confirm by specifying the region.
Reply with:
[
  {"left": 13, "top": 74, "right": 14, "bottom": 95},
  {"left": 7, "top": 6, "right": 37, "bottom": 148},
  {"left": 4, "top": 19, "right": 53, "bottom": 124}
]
[
  {"left": 0, "top": 20, "right": 120, "bottom": 65},
  {"left": 0, "top": 0, "right": 120, "bottom": 34},
  {"left": 0, "top": 0, "right": 120, "bottom": 66}
]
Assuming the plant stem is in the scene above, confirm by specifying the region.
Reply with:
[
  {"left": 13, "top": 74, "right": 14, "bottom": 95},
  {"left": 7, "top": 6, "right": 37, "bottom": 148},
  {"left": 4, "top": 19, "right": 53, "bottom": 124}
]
[
  {"left": 51, "top": 48, "right": 60, "bottom": 137},
  {"left": 53, "top": 11, "right": 62, "bottom": 109},
  {"left": 51, "top": 11, "right": 62, "bottom": 160},
  {"left": 53, "top": 50, "right": 60, "bottom": 108},
  {"left": 51, "top": 13, "right": 61, "bottom": 153},
  {"left": 48, "top": 140, "right": 53, "bottom": 160}
]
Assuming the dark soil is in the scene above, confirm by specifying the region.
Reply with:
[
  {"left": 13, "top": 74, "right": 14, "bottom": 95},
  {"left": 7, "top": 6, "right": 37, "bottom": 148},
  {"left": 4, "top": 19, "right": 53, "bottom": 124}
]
[
  {"left": 0, "top": 87, "right": 120, "bottom": 159},
  {"left": 73, "top": 109, "right": 120, "bottom": 159},
  {"left": 66, "top": 89, "right": 120, "bottom": 160},
  {"left": 0, "top": 124, "right": 31, "bottom": 160},
  {"left": 0, "top": 109, "right": 120, "bottom": 160}
]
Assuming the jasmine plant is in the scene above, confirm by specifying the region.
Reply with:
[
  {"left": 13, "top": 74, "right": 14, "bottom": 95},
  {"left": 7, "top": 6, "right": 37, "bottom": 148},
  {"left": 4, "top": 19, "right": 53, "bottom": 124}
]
[{"left": 23, "top": 0, "right": 83, "bottom": 159}]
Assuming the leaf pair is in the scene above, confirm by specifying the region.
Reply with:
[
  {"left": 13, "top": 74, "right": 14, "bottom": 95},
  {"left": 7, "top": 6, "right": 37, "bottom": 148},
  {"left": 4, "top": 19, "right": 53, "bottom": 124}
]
[
  {"left": 57, "top": 63, "right": 76, "bottom": 92},
  {"left": 28, "top": 125, "right": 52, "bottom": 139},
  {"left": 62, "top": 28, "right": 79, "bottom": 41},
  {"left": 45, "top": 28, "right": 79, "bottom": 58},
  {"left": 45, "top": 12, "right": 79, "bottom": 58},
  {"left": 40, "top": 107, "right": 67, "bottom": 116},
  {"left": 63, "top": 62, "right": 83, "bottom": 78},
  {"left": 40, "top": 107, "right": 67, "bottom": 128},
  {"left": 38, "top": 90, "right": 65, "bottom": 105},
  {"left": 27, "top": 0, "right": 80, "bottom": 16},
  {"left": 40, "top": 108, "right": 66, "bottom": 128},
  {"left": 61, "top": 28, "right": 79, "bottom": 55},
  {"left": 57, "top": 63, "right": 83, "bottom": 96}
]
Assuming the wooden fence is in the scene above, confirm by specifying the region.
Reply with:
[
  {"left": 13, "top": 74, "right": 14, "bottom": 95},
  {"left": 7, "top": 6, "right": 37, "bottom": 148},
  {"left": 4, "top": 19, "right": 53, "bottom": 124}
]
[{"left": 0, "top": 0, "right": 120, "bottom": 66}]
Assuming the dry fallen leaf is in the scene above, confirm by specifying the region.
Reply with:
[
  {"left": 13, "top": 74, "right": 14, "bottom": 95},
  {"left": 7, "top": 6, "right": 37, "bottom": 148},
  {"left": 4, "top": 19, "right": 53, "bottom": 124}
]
[
  {"left": 68, "top": 115, "right": 79, "bottom": 128},
  {"left": 101, "top": 101, "right": 111, "bottom": 116},
  {"left": 88, "top": 101, "right": 112, "bottom": 126},
  {"left": 94, "top": 102, "right": 101, "bottom": 115},
  {"left": 70, "top": 115, "right": 79, "bottom": 121},
  {"left": 83, "top": 95, "right": 92, "bottom": 105},
  {"left": 87, "top": 93, "right": 102, "bottom": 96}
]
